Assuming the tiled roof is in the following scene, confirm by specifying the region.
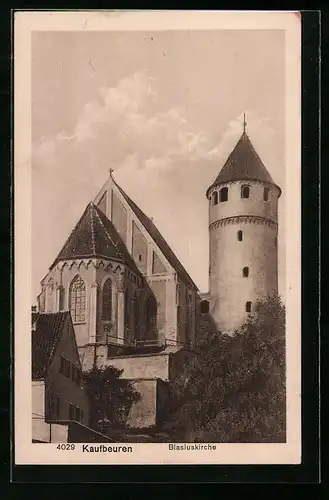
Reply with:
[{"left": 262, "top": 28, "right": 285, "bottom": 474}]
[
  {"left": 32, "top": 311, "right": 70, "bottom": 380},
  {"left": 114, "top": 180, "right": 198, "bottom": 290},
  {"left": 206, "top": 132, "right": 281, "bottom": 197},
  {"left": 50, "top": 203, "right": 142, "bottom": 277}
]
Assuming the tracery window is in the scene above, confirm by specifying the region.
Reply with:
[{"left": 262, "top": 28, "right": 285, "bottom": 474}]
[
  {"left": 102, "top": 278, "right": 112, "bottom": 321},
  {"left": 69, "top": 275, "right": 86, "bottom": 323}
]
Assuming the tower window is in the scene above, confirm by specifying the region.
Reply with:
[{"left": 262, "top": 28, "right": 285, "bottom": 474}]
[
  {"left": 102, "top": 278, "right": 112, "bottom": 321},
  {"left": 243, "top": 266, "right": 249, "bottom": 278},
  {"left": 241, "top": 185, "right": 250, "bottom": 199},
  {"left": 246, "top": 301, "right": 252, "bottom": 313},
  {"left": 237, "top": 230, "right": 243, "bottom": 241},
  {"left": 263, "top": 187, "right": 270, "bottom": 201},
  {"left": 212, "top": 191, "right": 218, "bottom": 205},
  {"left": 69, "top": 275, "right": 86, "bottom": 323},
  {"left": 200, "top": 300, "right": 210, "bottom": 314},
  {"left": 220, "top": 187, "right": 228, "bottom": 202}
]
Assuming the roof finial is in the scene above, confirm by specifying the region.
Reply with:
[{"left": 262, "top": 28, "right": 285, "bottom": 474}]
[
  {"left": 109, "top": 168, "right": 114, "bottom": 178},
  {"left": 243, "top": 113, "right": 247, "bottom": 134}
]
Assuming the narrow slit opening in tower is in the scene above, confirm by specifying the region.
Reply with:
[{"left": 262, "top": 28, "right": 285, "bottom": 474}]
[
  {"left": 243, "top": 266, "right": 249, "bottom": 278},
  {"left": 245, "top": 301, "right": 252, "bottom": 313},
  {"left": 237, "top": 230, "right": 243, "bottom": 241}
]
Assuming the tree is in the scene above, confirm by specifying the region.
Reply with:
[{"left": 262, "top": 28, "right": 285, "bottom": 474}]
[
  {"left": 164, "top": 295, "right": 286, "bottom": 443},
  {"left": 83, "top": 364, "right": 141, "bottom": 433}
]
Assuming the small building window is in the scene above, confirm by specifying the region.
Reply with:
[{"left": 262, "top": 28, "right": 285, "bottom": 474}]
[
  {"left": 102, "top": 278, "right": 112, "bottom": 321},
  {"left": 246, "top": 301, "right": 252, "bottom": 313},
  {"left": 212, "top": 191, "right": 218, "bottom": 205},
  {"left": 237, "top": 230, "right": 243, "bottom": 241},
  {"left": 49, "top": 395, "right": 60, "bottom": 420},
  {"left": 220, "top": 187, "right": 228, "bottom": 202},
  {"left": 59, "top": 355, "right": 71, "bottom": 378},
  {"left": 243, "top": 266, "right": 249, "bottom": 278},
  {"left": 138, "top": 254, "right": 142, "bottom": 261},
  {"left": 263, "top": 187, "right": 270, "bottom": 201},
  {"left": 241, "top": 185, "right": 250, "bottom": 199},
  {"left": 69, "top": 403, "right": 84, "bottom": 423}
]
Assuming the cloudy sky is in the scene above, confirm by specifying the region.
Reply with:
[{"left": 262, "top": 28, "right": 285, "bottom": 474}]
[{"left": 32, "top": 29, "right": 285, "bottom": 301}]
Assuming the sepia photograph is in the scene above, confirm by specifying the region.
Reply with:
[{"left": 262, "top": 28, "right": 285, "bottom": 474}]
[{"left": 14, "top": 10, "right": 301, "bottom": 465}]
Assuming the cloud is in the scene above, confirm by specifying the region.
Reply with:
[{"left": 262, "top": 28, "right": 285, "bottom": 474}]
[{"left": 32, "top": 71, "right": 282, "bottom": 298}]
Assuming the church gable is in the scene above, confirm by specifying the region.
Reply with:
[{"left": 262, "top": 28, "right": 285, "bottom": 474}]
[
  {"left": 111, "top": 189, "right": 128, "bottom": 245},
  {"left": 152, "top": 251, "right": 167, "bottom": 274},
  {"left": 132, "top": 222, "right": 148, "bottom": 274},
  {"left": 97, "top": 191, "right": 107, "bottom": 215}
]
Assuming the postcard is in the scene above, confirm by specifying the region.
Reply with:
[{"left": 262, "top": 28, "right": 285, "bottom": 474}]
[{"left": 14, "top": 10, "right": 301, "bottom": 465}]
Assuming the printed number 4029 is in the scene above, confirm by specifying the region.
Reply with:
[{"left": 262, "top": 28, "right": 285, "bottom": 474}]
[{"left": 56, "top": 444, "right": 75, "bottom": 450}]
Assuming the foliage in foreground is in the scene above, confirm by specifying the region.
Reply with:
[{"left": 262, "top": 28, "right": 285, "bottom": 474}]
[
  {"left": 164, "top": 295, "right": 286, "bottom": 443},
  {"left": 83, "top": 364, "right": 141, "bottom": 433}
]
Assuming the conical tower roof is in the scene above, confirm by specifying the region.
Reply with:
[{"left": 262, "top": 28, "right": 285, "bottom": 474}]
[
  {"left": 50, "top": 202, "right": 141, "bottom": 275},
  {"left": 206, "top": 132, "right": 281, "bottom": 197}
]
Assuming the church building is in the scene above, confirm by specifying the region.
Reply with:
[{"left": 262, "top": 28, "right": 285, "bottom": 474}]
[{"left": 35, "top": 118, "right": 281, "bottom": 428}]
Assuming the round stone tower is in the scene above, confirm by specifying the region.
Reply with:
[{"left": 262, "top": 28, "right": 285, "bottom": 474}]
[{"left": 206, "top": 122, "right": 281, "bottom": 333}]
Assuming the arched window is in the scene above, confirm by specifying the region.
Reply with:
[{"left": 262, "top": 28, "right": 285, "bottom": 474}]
[
  {"left": 212, "top": 191, "right": 218, "bottom": 205},
  {"left": 200, "top": 300, "right": 210, "bottom": 314},
  {"left": 243, "top": 266, "right": 249, "bottom": 278},
  {"left": 146, "top": 296, "right": 157, "bottom": 338},
  {"left": 58, "top": 286, "right": 65, "bottom": 311},
  {"left": 102, "top": 278, "right": 112, "bottom": 321},
  {"left": 220, "top": 187, "right": 228, "bottom": 202},
  {"left": 134, "top": 293, "right": 140, "bottom": 338},
  {"left": 69, "top": 276, "right": 86, "bottom": 323},
  {"left": 246, "top": 301, "right": 252, "bottom": 313},
  {"left": 263, "top": 187, "right": 270, "bottom": 201},
  {"left": 241, "top": 185, "right": 250, "bottom": 199},
  {"left": 124, "top": 289, "right": 130, "bottom": 327},
  {"left": 237, "top": 230, "right": 243, "bottom": 241}
]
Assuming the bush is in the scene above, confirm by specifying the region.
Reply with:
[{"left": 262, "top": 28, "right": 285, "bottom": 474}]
[
  {"left": 164, "top": 295, "right": 286, "bottom": 443},
  {"left": 83, "top": 364, "right": 141, "bottom": 433}
]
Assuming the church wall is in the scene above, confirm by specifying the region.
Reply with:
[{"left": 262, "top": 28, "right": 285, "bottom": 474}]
[
  {"left": 111, "top": 189, "right": 128, "bottom": 245},
  {"left": 126, "top": 379, "right": 157, "bottom": 428},
  {"left": 97, "top": 191, "right": 107, "bottom": 215},
  {"left": 105, "top": 352, "right": 170, "bottom": 381},
  {"left": 152, "top": 251, "right": 167, "bottom": 274},
  {"left": 94, "top": 265, "right": 124, "bottom": 344},
  {"left": 132, "top": 222, "right": 148, "bottom": 274},
  {"left": 146, "top": 278, "right": 166, "bottom": 345}
]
